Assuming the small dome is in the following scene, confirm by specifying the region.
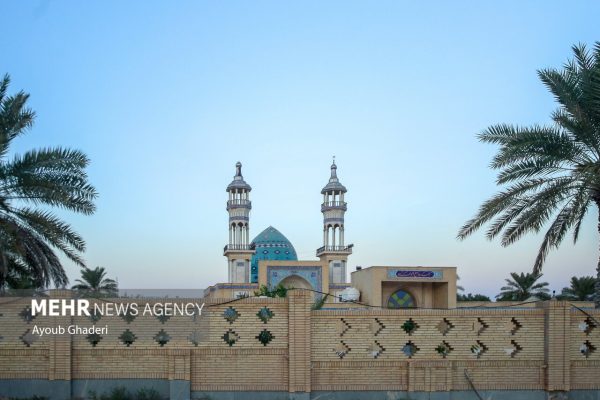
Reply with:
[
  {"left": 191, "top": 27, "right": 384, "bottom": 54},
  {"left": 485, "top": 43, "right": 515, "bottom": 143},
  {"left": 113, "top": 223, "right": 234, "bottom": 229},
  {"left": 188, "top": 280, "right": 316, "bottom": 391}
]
[
  {"left": 226, "top": 161, "right": 252, "bottom": 192},
  {"left": 321, "top": 161, "right": 347, "bottom": 194},
  {"left": 250, "top": 226, "right": 298, "bottom": 283}
]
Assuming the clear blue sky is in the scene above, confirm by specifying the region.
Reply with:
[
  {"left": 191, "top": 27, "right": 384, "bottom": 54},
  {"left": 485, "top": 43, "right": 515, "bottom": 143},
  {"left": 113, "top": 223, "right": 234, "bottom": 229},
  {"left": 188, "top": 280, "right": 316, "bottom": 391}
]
[{"left": 2, "top": 1, "right": 599, "bottom": 297}]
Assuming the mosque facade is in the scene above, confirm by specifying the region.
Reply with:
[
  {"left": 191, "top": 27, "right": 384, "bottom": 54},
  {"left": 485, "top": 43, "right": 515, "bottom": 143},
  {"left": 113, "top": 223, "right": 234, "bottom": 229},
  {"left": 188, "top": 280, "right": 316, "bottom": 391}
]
[{"left": 205, "top": 161, "right": 457, "bottom": 308}]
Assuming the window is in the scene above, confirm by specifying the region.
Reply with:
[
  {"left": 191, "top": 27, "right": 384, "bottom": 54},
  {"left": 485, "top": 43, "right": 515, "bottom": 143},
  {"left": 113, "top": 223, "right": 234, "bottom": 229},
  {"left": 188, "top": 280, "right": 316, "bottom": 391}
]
[{"left": 387, "top": 290, "right": 416, "bottom": 308}]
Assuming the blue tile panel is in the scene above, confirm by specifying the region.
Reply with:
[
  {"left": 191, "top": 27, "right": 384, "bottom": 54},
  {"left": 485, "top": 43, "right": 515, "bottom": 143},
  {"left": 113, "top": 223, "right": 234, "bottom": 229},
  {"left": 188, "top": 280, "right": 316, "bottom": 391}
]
[
  {"left": 267, "top": 265, "right": 322, "bottom": 293},
  {"left": 387, "top": 270, "right": 443, "bottom": 279}
]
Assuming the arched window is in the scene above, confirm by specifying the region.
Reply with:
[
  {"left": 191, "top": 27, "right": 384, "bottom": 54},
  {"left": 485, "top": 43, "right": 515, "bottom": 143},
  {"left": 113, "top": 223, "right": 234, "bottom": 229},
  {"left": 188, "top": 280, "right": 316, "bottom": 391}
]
[{"left": 387, "top": 289, "right": 416, "bottom": 309}]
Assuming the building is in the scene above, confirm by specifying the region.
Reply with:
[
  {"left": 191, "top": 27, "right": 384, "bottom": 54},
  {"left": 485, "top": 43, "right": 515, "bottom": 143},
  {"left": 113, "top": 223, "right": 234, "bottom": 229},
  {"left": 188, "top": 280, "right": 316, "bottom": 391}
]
[{"left": 206, "top": 161, "right": 458, "bottom": 308}]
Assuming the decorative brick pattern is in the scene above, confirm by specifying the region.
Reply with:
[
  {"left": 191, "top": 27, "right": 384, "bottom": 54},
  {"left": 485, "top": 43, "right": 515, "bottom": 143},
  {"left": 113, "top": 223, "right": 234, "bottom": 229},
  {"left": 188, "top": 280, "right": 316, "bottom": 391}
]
[
  {"left": 311, "top": 307, "right": 547, "bottom": 391},
  {"left": 569, "top": 308, "right": 600, "bottom": 389},
  {"left": 0, "top": 294, "right": 598, "bottom": 395}
]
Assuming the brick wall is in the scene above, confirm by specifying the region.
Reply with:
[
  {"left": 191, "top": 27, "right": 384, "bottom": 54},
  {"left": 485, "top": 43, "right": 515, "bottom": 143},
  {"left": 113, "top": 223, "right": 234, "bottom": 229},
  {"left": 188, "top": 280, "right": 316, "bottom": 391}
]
[
  {"left": 311, "top": 308, "right": 546, "bottom": 391},
  {"left": 0, "top": 295, "right": 599, "bottom": 395},
  {"left": 569, "top": 306, "right": 600, "bottom": 389}
]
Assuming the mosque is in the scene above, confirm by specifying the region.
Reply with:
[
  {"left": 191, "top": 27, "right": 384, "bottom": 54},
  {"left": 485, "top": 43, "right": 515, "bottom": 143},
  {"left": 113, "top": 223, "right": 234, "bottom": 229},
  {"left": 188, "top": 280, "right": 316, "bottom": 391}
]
[{"left": 205, "top": 161, "right": 458, "bottom": 308}]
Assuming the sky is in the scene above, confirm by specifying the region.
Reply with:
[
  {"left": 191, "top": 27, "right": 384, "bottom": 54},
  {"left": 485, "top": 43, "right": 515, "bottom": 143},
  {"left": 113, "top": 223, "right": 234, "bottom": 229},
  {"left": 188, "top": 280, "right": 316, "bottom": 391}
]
[{"left": 1, "top": 1, "right": 599, "bottom": 298}]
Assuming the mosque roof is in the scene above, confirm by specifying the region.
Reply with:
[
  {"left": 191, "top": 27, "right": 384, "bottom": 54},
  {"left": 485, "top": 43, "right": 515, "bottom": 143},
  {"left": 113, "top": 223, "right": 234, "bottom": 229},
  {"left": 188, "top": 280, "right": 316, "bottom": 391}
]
[
  {"left": 251, "top": 226, "right": 298, "bottom": 262},
  {"left": 226, "top": 162, "right": 252, "bottom": 191},
  {"left": 321, "top": 161, "right": 347, "bottom": 194}
]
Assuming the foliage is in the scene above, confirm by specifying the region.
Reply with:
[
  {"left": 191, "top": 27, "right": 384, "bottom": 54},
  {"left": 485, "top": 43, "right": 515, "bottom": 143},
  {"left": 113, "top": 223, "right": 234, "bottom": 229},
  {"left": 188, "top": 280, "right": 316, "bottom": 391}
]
[
  {"left": 254, "top": 284, "right": 289, "bottom": 298},
  {"left": 135, "top": 389, "right": 163, "bottom": 400},
  {"left": 89, "top": 387, "right": 163, "bottom": 400},
  {"left": 559, "top": 275, "right": 598, "bottom": 301},
  {"left": 4, "top": 273, "right": 47, "bottom": 297},
  {"left": 5, "top": 274, "right": 42, "bottom": 290},
  {"left": 72, "top": 266, "right": 118, "bottom": 297},
  {"left": 496, "top": 272, "right": 551, "bottom": 301},
  {"left": 456, "top": 43, "right": 600, "bottom": 306},
  {"left": 0, "top": 74, "right": 97, "bottom": 290},
  {"left": 7, "top": 397, "right": 48, "bottom": 400},
  {"left": 311, "top": 293, "right": 329, "bottom": 310},
  {"left": 457, "top": 293, "right": 491, "bottom": 302}
]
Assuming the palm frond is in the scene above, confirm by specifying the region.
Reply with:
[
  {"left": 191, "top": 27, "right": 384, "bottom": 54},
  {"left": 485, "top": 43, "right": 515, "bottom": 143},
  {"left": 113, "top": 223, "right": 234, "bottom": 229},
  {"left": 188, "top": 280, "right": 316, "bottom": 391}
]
[
  {"left": 459, "top": 42, "right": 600, "bottom": 289},
  {"left": 0, "top": 74, "right": 97, "bottom": 289},
  {"left": 1, "top": 148, "right": 97, "bottom": 214},
  {"left": 71, "top": 266, "right": 118, "bottom": 296},
  {"left": 500, "top": 179, "right": 578, "bottom": 246},
  {"left": 532, "top": 187, "right": 590, "bottom": 274},
  {"left": 496, "top": 272, "right": 549, "bottom": 301},
  {"left": 457, "top": 178, "right": 550, "bottom": 239}
]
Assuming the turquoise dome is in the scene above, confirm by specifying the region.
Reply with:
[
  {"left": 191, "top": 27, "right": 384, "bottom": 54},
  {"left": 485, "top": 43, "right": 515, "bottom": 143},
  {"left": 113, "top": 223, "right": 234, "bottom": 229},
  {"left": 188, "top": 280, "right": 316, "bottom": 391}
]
[{"left": 250, "top": 226, "right": 298, "bottom": 283}]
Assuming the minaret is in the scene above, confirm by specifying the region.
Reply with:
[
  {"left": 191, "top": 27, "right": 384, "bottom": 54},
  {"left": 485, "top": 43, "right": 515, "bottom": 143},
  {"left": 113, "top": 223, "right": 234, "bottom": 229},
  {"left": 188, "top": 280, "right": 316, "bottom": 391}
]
[
  {"left": 317, "top": 158, "right": 352, "bottom": 283},
  {"left": 224, "top": 162, "right": 255, "bottom": 283}
]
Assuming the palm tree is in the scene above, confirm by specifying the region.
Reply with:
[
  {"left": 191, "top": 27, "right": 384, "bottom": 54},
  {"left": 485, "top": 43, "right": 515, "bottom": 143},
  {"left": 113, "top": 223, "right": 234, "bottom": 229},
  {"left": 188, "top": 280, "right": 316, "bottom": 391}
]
[
  {"left": 457, "top": 43, "right": 600, "bottom": 307},
  {"left": 560, "top": 275, "right": 597, "bottom": 301},
  {"left": 0, "top": 74, "right": 97, "bottom": 290},
  {"left": 496, "top": 272, "right": 550, "bottom": 301},
  {"left": 72, "top": 266, "right": 118, "bottom": 296}
]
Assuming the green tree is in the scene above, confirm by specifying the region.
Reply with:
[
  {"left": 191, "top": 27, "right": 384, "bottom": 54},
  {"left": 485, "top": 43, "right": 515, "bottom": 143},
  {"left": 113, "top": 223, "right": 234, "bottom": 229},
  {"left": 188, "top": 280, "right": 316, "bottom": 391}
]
[
  {"left": 254, "top": 284, "right": 289, "bottom": 298},
  {"left": 6, "top": 274, "right": 42, "bottom": 290},
  {"left": 0, "top": 74, "right": 97, "bottom": 290},
  {"left": 457, "top": 293, "right": 491, "bottom": 302},
  {"left": 457, "top": 43, "right": 600, "bottom": 307},
  {"left": 496, "top": 272, "right": 550, "bottom": 301},
  {"left": 311, "top": 293, "right": 329, "bottom": 310},
  {"left": 72, "top": 266, "right": 118, "bottom": 297},
  {"left": 559, "top": 275, "right": 597, "bottom": 301},
  {"left": 4, "top": 273, "right": 47, "bottom": 297}
]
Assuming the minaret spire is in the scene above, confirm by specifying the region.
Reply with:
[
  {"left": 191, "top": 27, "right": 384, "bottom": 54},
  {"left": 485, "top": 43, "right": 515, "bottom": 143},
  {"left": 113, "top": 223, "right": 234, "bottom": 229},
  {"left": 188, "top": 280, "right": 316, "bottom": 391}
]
[
  {"left": 224, "top": 161, "right": 255, "bottom": 283},
  {"left": 317, "top": 159, "right": 352, "bottom": 283}
]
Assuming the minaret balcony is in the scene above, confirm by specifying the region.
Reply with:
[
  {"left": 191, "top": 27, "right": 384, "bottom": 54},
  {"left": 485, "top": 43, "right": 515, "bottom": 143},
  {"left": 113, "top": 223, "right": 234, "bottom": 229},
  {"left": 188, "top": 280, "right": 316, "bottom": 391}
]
[
  {"left": 321, "top": 201, "right": 347, "bottom": 212},
  {"left": 227, "top": 199, "right": 252, "bottom": 210},
  {"left": 224, "top": 243, "right": 256, "bottom": 255},
  {"left": 316, "top": 244, "right": 353, "bottom": 257}
]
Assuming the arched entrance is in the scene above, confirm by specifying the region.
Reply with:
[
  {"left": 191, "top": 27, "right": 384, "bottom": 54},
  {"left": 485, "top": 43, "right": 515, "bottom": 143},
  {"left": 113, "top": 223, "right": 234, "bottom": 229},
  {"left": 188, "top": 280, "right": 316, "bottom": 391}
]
[{"left": 279, "top": 274, "right": 312, "bottom": 290}]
